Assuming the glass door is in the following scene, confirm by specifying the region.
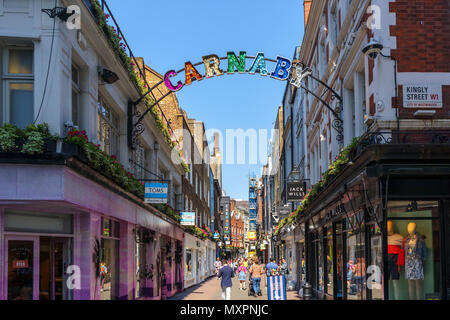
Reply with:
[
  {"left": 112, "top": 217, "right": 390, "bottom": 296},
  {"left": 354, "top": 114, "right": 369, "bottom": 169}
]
[{"left": 6, "top": 236, "right": 39, "bottom": 300}]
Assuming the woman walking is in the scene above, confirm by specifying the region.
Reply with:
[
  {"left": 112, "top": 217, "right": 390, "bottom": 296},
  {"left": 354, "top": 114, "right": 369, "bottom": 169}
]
[
  {"left": 214, "top": 257, "right": 222, "bottom": 279},
  {"left": 249, "top": 257, "right": 264, "bottom": 297},
  {"left": 237, "top": 260, "right": 247, "bottom": 291}
]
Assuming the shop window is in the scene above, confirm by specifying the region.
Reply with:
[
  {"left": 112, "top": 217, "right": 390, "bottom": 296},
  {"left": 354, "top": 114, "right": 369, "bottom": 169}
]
[
  {"left": 335, "top": 223, "right": 344, "bottom": 298},
  {"left": 345, "top": 212, "right": 366, "bottom": 300},
  {"left": 186, "top": 249, "right": 193, "bottom": 279},
  {"left": 387, "top": 201, "right": 441, "bottom": 300},
  {"left": 100, "top": 218, "right": 120, "bottom": 300},
  {"left": 325, "top": 227, "right": 333, "bottom": 296},
  {"left": 368, "top": 222, "right": 383, "bottom": 299}
]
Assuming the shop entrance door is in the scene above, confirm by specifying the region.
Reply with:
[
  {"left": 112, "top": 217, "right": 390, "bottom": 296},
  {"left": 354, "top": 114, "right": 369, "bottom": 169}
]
[
  {"left": 5, "top": 236, "right": 39, "bottom": 300},
  {"left": 39, "top": 237, "right": 72, "bottom": 300}
]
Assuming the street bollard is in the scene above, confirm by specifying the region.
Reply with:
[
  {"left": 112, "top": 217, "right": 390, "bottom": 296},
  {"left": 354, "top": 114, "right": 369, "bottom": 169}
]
[{"left": 302, "top": 282, "right": 312, "bottom": 300}]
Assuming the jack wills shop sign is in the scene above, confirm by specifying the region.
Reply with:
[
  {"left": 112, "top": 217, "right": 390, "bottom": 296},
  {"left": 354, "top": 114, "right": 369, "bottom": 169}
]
[
  {"left": 287, "top": 181, "right": 306, "bottom": 202},
  {"left": 403, "top": 84, "right": 442, "bottom": 108}
]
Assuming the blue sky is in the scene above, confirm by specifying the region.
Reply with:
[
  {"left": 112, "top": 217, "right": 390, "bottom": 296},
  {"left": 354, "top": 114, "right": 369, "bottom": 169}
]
[{"left": 108, "top": 0, "right": 305, "bottom": 200}]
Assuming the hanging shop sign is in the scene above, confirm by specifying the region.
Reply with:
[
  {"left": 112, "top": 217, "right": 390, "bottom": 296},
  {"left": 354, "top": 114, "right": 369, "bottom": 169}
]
[
  {"left": 145, "top": 182, "right": 168, "bottom": 204},
  {"left": 287, "top": 181, "right": 307, "bottom": 202},
  {"left": 277, "top": 205, "right": 291, "bottom": 217},
  {"left": 213, "top": 231, "right": 220, "bottom": 239},
  {"left": 180, "top": 211, "right": 196, "bottom": 226},
  {"left": 248, "top": 231, "right": 257, "bottom": 241},
  {"left": 403, "top": 84, "right": 442, "bottom": 108}
]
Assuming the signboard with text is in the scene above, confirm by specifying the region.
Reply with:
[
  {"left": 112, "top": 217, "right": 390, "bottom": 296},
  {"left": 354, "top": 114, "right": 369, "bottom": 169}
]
[
  {"left": 403, "top": 84, "right": 442, "bottom": 108},
  {"left": 180, "top": 212, "right": 196, "bottom": 226},
  {"left": 145, "top": 182, "right": 168, "bottom": 204},
  {"left": 287, "top": 181, "right": 306, "bottom": 202}
]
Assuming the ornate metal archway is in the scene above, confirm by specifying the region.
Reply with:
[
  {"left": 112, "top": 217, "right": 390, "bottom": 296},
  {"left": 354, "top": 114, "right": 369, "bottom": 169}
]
[{"left": 127, "top": 52, "right": 344, "bottom": 150}]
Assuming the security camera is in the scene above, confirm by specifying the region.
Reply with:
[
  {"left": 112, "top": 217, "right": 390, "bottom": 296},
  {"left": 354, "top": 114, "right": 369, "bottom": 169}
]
[{"left": 362, "top": 39, "right": 384, "bottom": 60}]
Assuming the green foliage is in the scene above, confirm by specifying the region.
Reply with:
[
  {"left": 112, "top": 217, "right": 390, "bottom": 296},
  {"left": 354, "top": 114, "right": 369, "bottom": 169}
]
[{"left": 0, "top": 123, "right": 20, "bottom": 152}]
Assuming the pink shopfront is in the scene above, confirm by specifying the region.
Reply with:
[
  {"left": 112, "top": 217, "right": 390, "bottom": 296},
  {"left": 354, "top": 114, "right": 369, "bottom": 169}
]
[{"left": 0, "top": 162, "right": 184, "bottom": 300}]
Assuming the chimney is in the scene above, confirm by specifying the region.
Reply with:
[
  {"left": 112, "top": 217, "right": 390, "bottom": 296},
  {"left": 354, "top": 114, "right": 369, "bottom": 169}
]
[
  {"left": 304, "top": 0, "right": 312, "bottom": 29},
  {"left": 213, "top": 132, "right": 220, "bottom": 156}
]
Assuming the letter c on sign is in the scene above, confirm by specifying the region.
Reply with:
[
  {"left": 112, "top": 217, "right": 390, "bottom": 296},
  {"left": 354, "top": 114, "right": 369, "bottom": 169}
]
[{"left": 164, "top": 70, "right": 183, "bottom": 92}]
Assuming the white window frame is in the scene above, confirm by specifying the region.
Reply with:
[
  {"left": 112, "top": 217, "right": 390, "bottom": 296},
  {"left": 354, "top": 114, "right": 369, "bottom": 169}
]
[
  {"left": 71, "top": 63, "right": 81, "bottom": 127},
  {"left": 2, "top": 46, "right": 34, "bottom": 126},
  {"left": 97, "top": 96, "right": 120, "bottom": 156}
]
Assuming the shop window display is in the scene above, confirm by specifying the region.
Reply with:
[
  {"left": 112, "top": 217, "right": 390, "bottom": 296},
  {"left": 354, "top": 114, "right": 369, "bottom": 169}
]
[
  {"left": 387, "top": 201, "right": 441, "bottom": 300},
  {"left": 335, "top": 223, "right": 343, "bottom": 298},
  {"left": 325, "top": 227, "right": 333, "bottom": 296},
  {"left": 185, "top": 249, "right": 193, "bottom": 279},
  {"left": 368, "top": 223, "right": 383, "bottom": 300},
  {"left": 100, "top": 218, "right": 120, "bottom": 300},
  {"left": 345, "top": 212, "right": 366, "bottom": 300}
]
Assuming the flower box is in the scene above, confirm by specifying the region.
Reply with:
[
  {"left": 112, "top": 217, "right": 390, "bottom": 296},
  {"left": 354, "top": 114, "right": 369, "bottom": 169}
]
[
  {"left": 62, "top": 141, "right": 88, "bottom": 163},
  {"left": 43, "top": 138, "right": 57, "bottom": 154}
]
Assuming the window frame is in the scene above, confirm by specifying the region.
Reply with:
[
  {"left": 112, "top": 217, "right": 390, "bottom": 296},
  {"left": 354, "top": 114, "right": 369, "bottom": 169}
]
[
  {"left": 2, "top": 46, "right": 34, "bottom": 126},
  {"left": 97, "top": 95, "right": 120, "bottom": 156}
]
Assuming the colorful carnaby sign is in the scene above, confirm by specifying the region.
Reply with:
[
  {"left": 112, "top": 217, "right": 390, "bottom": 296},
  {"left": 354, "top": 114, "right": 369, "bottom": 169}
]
[
  {"left": 403, "top": 84, "right": 442, "bottom": 108},
  {"left": 162, "top": 51, "right": 296, "bottom": 93},
  {"left": 145, "top": 182, "right": 168, "bottom": 204},
  {"left": 180, "top": 212, "right": 196, "bottom": 226}
]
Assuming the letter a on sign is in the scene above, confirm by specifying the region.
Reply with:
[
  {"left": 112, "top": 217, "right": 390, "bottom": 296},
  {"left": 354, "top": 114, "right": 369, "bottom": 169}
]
[
  {"left": 249, "top": 52, "right": 268, "bottom": 76},
  {"left": 185, "top": 61, "right": 203, "bottom": 85}
]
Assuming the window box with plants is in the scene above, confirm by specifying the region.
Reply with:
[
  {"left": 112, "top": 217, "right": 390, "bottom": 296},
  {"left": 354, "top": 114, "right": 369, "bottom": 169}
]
[{"left": 0, "top": 123, "right": 58, "bottom": 156}]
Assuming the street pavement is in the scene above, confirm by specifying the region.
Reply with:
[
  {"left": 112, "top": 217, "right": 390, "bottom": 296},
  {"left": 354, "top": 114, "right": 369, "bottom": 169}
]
[{"left": 169, "top": 276, "right": 302, "bottom": 300}]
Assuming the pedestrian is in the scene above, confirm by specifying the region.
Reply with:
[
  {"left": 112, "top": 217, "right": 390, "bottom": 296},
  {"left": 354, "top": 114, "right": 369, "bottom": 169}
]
[
  {"left": 249, "top": 257, "right": 263, "bottom": 297},
  {"left": 214, "top": 257, "right": 222, "bottom": 279},
  {"left": 279, "top": 258, "right": 288, "bottom": 289},
  {"left": 237, "top": 260, "right": 247, "bottom": 290},
  {"left": 217, "top": 259, "right": 234, "bottom": 300},
  {"left": 265, "top": 257, "right": 278, "bottom": 277},
  {"left": 243, "top": 257, "right": 248, "bottom": 269}
]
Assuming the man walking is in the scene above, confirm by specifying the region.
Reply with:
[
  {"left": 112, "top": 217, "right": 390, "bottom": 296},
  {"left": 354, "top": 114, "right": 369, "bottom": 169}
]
[
  {"left": 217, "top": 259, "right": 234, "bottom": 300},
  {"left": 266, "top": 258, "right": 278, "bottom": 277}
]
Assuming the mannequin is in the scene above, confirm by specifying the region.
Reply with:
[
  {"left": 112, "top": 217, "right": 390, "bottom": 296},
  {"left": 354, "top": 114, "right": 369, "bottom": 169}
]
[
  {"left": 387, "top": 221, "right": 404, "bottom": 300},
  {"left": 405, "top": 222, "right": 427, "bottom": 300}
]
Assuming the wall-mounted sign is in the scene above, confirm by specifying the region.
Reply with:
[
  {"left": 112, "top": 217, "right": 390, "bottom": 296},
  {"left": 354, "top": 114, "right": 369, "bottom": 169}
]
[
  {"left": 248, "top": 232, "right": 257, "bottom": 241},
  {"left": 277, "top": 205, "right": 291, "bottom": 217},
  {"left": 225, "top": 241, "right": 231, "bottom": 245},
  {"left": 180, "top": 212, "right": 196, "bottom": 226},
  {"left": 403, "top": 84, "right": 442, "bottom": 108},
  {"left": 250, "top": 245, "right": 256, "bottom": 250},
  {"left": 213, "top": 232, "right": 220, "bottom": 239},
  {"left": 145, "top": 182, "right": 168, "bottom": 204},
  {"left": 13, "top": 260, "right": 28, "bottom": 269},
  {"left": 287, "top": 181, "right": 306, "bottom": 202}
]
